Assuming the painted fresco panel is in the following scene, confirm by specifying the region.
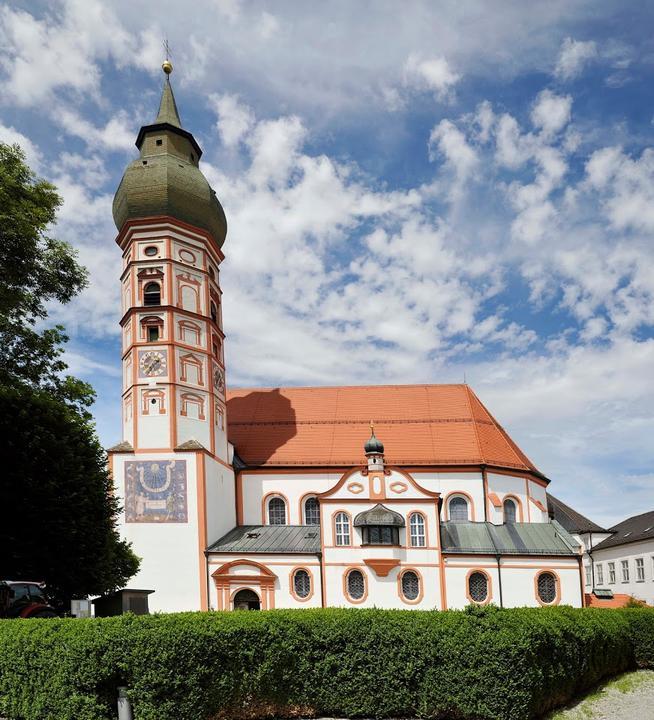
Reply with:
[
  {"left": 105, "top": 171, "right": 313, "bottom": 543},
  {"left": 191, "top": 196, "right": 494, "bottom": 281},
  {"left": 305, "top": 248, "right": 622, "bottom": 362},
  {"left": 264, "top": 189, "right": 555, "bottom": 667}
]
[{"left": 125, "top": 460, "right": 188, "bottom": 523}]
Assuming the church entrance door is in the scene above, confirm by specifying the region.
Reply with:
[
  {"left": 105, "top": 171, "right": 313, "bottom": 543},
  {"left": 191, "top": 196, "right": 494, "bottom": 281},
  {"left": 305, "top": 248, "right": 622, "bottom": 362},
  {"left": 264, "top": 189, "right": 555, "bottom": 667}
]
[{"left": 233, "top": 589, "right": 261, "bottom": 610}]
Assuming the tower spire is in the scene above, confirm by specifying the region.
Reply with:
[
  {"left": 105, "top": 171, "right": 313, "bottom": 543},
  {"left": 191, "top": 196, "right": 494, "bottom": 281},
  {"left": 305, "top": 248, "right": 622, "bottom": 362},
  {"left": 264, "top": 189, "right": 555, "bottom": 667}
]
[{"left": 155, "top": 58, "right": 182, "bottom": 128}]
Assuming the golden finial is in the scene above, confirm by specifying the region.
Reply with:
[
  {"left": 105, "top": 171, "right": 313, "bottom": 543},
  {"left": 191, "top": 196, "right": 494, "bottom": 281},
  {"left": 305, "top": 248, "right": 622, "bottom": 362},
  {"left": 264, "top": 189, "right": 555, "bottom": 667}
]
[
  {"left": 369, "top": 419, "right": 375, "bottom": 434},
  {"left": 162, "top": 37, "right": 173, "bottom": 75}
]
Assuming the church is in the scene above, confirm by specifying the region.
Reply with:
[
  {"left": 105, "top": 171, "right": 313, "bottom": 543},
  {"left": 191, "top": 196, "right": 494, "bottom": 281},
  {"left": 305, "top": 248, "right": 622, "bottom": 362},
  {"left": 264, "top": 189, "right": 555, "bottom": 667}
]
[{"left": 108, "top": 62, "right": 585, "bottom": 613}]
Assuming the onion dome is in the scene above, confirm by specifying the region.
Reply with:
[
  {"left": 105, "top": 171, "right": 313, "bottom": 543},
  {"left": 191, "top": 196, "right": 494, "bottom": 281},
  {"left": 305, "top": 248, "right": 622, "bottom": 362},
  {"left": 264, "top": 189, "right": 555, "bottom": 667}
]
[
  {"left": 364, "top": 422, "right": 384, "bottom": 455},
  {"left": 354, "top": 504, "right": 405, "bottom": 527},
  {"left": 112, "top": 61, "right": 227, "bottom": 246}
]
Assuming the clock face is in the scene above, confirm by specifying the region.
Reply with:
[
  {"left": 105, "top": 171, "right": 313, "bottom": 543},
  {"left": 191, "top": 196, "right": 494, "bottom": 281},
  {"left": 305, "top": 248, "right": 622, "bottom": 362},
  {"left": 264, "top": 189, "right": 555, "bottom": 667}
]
[
  {"left": 213, "top": 367, "right": 225, "bottom": 392},
  {"left": 139, "top": 350, "right": 167, "bottom": 377}
]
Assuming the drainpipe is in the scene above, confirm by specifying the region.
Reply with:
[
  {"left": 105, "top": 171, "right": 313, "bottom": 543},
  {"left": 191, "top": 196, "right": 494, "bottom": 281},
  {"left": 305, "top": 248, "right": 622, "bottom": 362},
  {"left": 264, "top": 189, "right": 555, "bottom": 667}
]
[
  {"left": 481, "top": 466, "right": 489, "bottom": 522},
  {"left": 588, "top": 532, "right": 594, "bottom": 592}
]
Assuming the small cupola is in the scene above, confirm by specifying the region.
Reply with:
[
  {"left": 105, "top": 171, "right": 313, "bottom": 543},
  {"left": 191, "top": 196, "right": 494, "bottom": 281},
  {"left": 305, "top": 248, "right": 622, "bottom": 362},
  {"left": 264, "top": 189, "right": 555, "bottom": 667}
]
[{"left": 364, "top": 421, "right": 384, "bottom": 470}]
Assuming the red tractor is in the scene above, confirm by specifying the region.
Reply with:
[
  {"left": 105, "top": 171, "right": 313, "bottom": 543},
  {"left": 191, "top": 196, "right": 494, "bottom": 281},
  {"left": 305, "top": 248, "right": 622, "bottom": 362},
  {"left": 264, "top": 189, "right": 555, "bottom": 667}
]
[{"left": 0, "top": 580, "right": 58, "bottom": 618}]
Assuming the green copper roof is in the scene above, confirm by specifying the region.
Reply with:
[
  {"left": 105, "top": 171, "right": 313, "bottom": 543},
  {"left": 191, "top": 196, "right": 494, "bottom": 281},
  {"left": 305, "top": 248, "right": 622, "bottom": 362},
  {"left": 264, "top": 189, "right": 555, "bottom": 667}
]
[
  {"left": 113, "top": 71, "right": 227, "bottom": 245},
  {"left": 208, "top": 525, "right": 321, "bottom": 554},
  {"left": 440, "top": 521, "right": 581, "bottom": 556},
  {"left": 155, "top": 77, "right": 182, "bottom": 127}
]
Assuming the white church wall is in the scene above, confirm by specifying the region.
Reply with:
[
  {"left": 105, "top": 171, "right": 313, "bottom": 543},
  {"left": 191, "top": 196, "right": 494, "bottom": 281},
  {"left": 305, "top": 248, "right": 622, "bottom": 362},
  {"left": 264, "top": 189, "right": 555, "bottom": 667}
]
[
  {"left": 112, "top": 451, "right": 203, "bottom": 612},
  {"left": 443, "top": 556, "right": 582, "bottom": 608},
  {"left": 204, "top": 455, "right": 236, "bottom": 547},
  {"left": 207, "top": 553, "right": 322, "bottom": 610},
  {"left": 486, "top": 473, "right": 531, "bottom": 524},
  {"left": 137, "top": 388, "right": 170, "bottom": 448},
  {"left": 528, "top": 481, "right": 549, "bottom": 522},
  {"left": 413, "top": 472, "right": 485, "bottom": 522},
  {"left": 322, "top": 562, "right": 441, "bottom": 610},
  {"left": 241, "top": 473, "right": 340, "bottom": 525}
]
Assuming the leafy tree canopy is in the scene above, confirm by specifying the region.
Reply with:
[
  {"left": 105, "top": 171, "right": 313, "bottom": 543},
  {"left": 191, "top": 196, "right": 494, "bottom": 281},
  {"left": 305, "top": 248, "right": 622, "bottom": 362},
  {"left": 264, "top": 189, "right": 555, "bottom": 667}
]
[
  {"left": 0, "top": 385, "right": 139, "bottom": 606},
  {"left": 0, "top": 143, "right": 139, "bottom": 605},
  {"left": 0, "top": 143, "right": 92, "bottom": 414}
]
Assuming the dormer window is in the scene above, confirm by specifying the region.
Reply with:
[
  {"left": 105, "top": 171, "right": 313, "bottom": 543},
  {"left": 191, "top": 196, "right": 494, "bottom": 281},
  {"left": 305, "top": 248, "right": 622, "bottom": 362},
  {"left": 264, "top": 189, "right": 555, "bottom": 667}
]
[{"left": 362, "top": 526, "right": 399, "bottom": 546}]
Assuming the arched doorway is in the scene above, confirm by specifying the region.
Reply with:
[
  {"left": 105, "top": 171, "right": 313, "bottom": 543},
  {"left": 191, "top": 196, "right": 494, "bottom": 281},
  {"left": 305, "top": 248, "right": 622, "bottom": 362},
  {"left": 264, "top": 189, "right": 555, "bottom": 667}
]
[{"left": 233, "top": 588, "right": 261, "bottom": 610}]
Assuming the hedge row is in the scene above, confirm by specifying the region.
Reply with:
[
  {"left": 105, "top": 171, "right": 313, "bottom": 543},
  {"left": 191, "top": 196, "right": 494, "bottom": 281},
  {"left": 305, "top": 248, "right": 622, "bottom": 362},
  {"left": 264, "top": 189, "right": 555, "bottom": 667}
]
[{"left": 0, "top": 606, "right": 652, "bottom": 720}]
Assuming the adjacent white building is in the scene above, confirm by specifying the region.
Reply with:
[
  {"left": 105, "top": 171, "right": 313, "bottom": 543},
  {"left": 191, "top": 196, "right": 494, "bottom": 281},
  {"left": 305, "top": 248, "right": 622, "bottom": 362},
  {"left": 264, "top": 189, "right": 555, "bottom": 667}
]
[{"left": 108, "top": 64, "right": 588, "bottom": 614}]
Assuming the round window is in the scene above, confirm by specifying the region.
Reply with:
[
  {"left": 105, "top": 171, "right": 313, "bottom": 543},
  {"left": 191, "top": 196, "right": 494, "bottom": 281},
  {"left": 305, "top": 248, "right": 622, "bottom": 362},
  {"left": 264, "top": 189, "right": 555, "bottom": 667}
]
[
  {"left": 537, "top": 572, "right": 557, "bottom": 604},
  {"left": 144, "top": 246, "right": 158, "bottom": 257},
  {"left": 347, "top": 570, "right": 365, "bottom": 600},
  {"left": 468, "top": 571, "right": 489, "bottom": 603}
]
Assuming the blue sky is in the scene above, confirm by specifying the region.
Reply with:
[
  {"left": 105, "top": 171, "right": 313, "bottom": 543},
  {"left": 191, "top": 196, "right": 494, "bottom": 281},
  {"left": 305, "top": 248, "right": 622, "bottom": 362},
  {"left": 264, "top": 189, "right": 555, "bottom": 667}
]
[{"left": 1, "top": 1, "right": 653, "bottom": 527}]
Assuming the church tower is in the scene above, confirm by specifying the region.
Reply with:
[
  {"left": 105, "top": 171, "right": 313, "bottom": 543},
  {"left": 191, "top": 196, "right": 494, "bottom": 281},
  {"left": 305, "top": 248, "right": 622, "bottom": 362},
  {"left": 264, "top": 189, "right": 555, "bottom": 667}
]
[{"left": 108, "top": 61, "right": 236, "bottom": 612}]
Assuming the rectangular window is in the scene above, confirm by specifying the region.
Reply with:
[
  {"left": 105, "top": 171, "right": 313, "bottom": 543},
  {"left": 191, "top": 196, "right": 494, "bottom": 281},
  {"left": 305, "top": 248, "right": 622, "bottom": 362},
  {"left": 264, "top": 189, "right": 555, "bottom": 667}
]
[
  {"left": 585, "top": 565, "right": 591, "bottom": 586},
  {"left": 636, "top": 558, "right": 645, "bottom": 582},
  {"left": 608, "top": 562, "right": 616, "bottom": 584},
  {"left": 335, "top": 513, "right": 350, "bottom": 546},
  {"left": 621, "top": 560, "right": 630, "bottom": 583},
  {"left": 595, "top": 564, "right": 603, "bottom": 586},
  {"left": 147, "top": 326, "right": 159, "bottom": 342},
  {"left": 362, "top": 526, "right": 399, "bottom": 546}
]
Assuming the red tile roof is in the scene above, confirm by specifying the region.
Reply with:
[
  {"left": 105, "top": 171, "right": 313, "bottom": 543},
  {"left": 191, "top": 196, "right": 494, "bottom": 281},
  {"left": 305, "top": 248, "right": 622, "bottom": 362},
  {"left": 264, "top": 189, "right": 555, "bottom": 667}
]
[{"left": 226, "top": 384, "right": 543, "bottom": 475}]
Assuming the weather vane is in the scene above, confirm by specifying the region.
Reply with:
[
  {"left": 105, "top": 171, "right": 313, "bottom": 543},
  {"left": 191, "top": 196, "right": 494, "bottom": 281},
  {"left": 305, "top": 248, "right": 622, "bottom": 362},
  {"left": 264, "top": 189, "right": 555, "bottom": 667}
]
[{"left": 162, "top": 37, "right": 173, "bottom": 75}]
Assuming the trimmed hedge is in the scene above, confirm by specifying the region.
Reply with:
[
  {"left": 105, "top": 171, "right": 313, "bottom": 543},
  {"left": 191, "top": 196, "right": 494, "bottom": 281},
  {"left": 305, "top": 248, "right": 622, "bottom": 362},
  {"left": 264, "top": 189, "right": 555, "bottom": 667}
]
[{"left": 0, "top": 606, "right": 652, "bottom": 720}]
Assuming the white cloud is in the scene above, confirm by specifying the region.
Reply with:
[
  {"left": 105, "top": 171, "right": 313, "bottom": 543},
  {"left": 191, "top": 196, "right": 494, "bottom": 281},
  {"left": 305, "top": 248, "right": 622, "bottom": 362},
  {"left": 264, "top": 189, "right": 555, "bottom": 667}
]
[
  {"left": 53, "top": 106, "right": 135, "bottom": 151},
  {"left": 0, "top": 123, "right": 42, "bottom": 171},
  {"left": 209, "top": 93, "right": 255, "bottom": 148},
  {"left": 404, "top": 55, "right": 460, "bottom": 100},
  {"left": 428, "top": 120, "right": 478, "bottom": 201},
  {"left": 531, "top": 89, "right": 572, "bottom": 137},
  {"left": 554, "top": 37, "right": 597, "bottom": 80}
]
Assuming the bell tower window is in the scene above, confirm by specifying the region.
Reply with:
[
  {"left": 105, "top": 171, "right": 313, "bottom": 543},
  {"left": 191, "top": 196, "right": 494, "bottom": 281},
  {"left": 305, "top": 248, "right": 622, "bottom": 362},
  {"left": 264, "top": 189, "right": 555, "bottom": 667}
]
[
  {"left": 143, "top": 282, "right": 161, "bottom": 306},
  {"left": 210, "top": 301, "right": 218, "bottom": 324},
  {"left": 148, "top": 326, "right": 159, "bottom": 342}
]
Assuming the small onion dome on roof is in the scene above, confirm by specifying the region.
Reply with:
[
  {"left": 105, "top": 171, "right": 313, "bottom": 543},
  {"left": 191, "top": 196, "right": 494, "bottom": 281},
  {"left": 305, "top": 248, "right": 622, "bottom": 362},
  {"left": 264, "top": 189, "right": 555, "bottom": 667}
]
[
  {"left": 354, "top": 503, "right": 405, "bottom": 527},
  {"left": 364, "top": 423, "right": 384, "bottom": 454}
]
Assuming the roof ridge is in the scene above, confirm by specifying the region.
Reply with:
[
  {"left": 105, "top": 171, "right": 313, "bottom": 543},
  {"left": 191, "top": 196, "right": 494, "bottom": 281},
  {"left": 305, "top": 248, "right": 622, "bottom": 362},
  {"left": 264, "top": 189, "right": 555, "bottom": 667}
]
[
  {"left": 228, "top": 382, "right": 469, "bottom": 393},
  {"left": 463, "top": 385, "right": 485, "bottom": 466}
]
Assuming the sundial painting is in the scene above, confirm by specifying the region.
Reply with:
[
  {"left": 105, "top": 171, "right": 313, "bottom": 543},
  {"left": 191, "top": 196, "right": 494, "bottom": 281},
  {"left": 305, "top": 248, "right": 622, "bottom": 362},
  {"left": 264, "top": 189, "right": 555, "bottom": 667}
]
[{"left": 124, "top": 460, "right": 188, "bottom": 523}]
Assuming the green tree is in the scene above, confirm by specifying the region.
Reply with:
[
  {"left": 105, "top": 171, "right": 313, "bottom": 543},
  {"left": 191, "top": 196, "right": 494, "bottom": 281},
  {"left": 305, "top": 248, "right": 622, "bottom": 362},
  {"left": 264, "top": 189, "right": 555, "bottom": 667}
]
[
  {"left": 0, "top": 143, "right": 92, "bottom": 414},
  {"left": 0, "top": 143, "right": 139, "bottom": 605},
  {"left": 0, "top": 385, "right": 139, "bottom": 607}
]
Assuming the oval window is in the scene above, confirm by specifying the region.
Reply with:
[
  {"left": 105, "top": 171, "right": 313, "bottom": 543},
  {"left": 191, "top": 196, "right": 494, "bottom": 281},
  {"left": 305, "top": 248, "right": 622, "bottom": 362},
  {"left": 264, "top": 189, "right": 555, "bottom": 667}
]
[
  {"left": 537, "top": 572, "right": 557, "bottom": 604},
  {"left": 144, "top": 246, "right": 158, "bottom": 257},
  {"left": 401, "top": 571, "right": 420, "bottom": 601},
  {"left": 468, "top": 571, "right": 489, "bottom": 603},
  {"left": 347, "top": 569, "right": 365, "bottom": 601},
  {"left": 293, "top": 569, "right": 311, "bottom": 599}
]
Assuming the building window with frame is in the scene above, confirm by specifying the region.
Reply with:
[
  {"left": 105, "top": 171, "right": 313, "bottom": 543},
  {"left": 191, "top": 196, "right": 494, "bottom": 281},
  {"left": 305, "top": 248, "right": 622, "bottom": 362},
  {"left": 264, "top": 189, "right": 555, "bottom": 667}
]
[
  {"left": 636, "top": 558, "right": 645, "bottom": 582},
  {"left": 621, "top": 560, "right": 630, "bottom": 583},
  {"left": 503, "top": 498, "right": 517, "bottom": 524},
  {"left": 210, "top": 301, "right": 218, "bottom": 324},
  {"left": 335, "top": 512, "right": 351, "bottom": 546},
  {"left": 537, "top": 572, "right": 558, "bottom": 604},
  {"left": 303, "top": 496, "right": 320, "bottom": 526},
  {"left": 585, "top": 565, "right": 591, "bottom": 586},
  {"left": 362, "top": 526, "right": 399, "bottom": 546},
  {"left": 468, "top": 571, "right": 489, "bottom": 604},
  {"left": 143, "top": 282, "right": 161, "bottom": 306},
  {"left": 346, "top": 569, "right": 365, "bottom": 601},
  {"left": 409, "top": 512, "right": 426, "bottom": 547},
  {"left": 608, "top": 562, "right": 616, "bottom": 584},
  {"left": 449, "top": 496, "right": 469, "bottom": 523},
  {"left": 596, "top": 563, "right": 603, "bottom": 586},
  {"left": 400, "top": 570, "right": 420, "bottom": 602},
  {"left": 293, "top": 569, "right": 311, "bottom": 600},
  {"left": 267, "top": 496, "right": 286, "bottom": 525}
]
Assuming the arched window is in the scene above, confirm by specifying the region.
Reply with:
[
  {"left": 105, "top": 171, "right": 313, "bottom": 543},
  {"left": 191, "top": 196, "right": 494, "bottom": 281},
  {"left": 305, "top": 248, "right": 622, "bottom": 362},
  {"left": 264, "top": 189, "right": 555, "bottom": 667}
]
[
  {"left": 504, "top": 498, "right": 517, "bottom": 524},
  {"left": 293, "top": 569, "right": 311, "bottom": 599},
  {"left": 409, "top": 513, "right": 426, "bottom": 547},
  {"left": 537, "top": 572, "right": 558, "bottom": 604},
  {"left": 401, "top": 570, "right": 420, "bottom": 601},
  {"left": 267, "top": 496, "right": 286, "bottom": 525},
  {"left": 335, "top": 512, "right": 351, "bottom": 546},
  {"left": 143, "top": 282, "right": 161, "bottom": 306},
  {"left": 304, "top": 496, "right": 320, "bottom": 525},
  {"left": 346, "top": 569, "right": 365, "bottom": 601},
  {"left": 210, "top": 301, "right": 218, "bottom": 324},
  {"left": 449, "top": 496, "right": 469, "bottom": 523},
  {"left": 468, "top": 571, "right": 489, "bottom": 603}
]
